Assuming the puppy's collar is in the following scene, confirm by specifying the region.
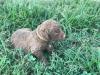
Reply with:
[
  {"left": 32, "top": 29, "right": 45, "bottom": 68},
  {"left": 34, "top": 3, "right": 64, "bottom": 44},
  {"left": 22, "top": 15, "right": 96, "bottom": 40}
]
[{"left": 36, "top": 25, "right": 48, "bottom": 42}]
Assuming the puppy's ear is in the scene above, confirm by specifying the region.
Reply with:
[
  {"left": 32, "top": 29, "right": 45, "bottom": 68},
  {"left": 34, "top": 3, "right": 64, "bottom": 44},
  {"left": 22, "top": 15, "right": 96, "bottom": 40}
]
[
  {"left": 37, "top": 26, "right": 50, "bottom": 41},
  {"left": 41, "top": 28, "right": 50, "bottom": 40}
]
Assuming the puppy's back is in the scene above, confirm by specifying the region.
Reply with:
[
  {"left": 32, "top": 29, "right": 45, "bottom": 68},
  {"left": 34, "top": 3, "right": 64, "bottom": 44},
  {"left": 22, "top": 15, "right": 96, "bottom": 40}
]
[{"left": 11, "top": 28, "right": 32, "bottom": 49}]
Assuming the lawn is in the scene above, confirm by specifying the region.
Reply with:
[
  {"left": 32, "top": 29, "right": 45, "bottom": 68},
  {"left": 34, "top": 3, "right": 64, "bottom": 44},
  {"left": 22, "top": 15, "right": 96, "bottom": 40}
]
[{"left": 0, "top": 0, "right": 100, "bottom": 75}]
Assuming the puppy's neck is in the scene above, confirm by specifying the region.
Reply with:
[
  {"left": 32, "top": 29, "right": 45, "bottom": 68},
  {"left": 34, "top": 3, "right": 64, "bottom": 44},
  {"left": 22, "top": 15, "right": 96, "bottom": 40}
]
[{"left": 36, "top": 25, "right": 49, "bottom": 42}]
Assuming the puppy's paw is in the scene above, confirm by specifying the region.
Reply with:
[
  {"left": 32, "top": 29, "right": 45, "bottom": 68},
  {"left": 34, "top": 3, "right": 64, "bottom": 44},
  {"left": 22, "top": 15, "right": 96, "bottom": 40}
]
[{"left": 46, "top": 44, "right": 54, "bottom": 53}]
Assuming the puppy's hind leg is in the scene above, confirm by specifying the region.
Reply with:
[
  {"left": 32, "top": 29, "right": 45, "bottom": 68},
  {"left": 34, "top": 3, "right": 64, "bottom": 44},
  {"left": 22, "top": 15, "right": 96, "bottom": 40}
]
[{"left": 32, "top": 50, "right": 48, "bottom": 65}]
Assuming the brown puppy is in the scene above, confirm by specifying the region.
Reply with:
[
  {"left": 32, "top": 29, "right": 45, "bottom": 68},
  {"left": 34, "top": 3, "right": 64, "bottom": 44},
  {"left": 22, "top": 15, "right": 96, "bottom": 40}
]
[{"left": 11, "top": 19, "right": 65, "bottom": 64}]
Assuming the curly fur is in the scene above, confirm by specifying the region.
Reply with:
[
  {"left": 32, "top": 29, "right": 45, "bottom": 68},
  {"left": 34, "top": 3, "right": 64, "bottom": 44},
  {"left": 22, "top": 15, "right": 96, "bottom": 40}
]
[{"left": 11, "top": 19, "right": 65, "bottom": 64}]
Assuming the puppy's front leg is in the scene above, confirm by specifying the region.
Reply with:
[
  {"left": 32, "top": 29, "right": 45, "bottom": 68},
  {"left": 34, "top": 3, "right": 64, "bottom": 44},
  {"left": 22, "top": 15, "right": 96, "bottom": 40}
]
[
  {"left": 46, "top": 44, "right": 54, "bottom": 52},
  {"left": 32, "top": 50, "right": 48, "bottom": 64}
]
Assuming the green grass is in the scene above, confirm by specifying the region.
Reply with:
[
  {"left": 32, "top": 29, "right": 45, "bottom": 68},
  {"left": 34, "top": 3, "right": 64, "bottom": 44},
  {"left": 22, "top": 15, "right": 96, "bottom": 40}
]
[{"left": 0, "top": 0, "right": 100, "bottom": 75}]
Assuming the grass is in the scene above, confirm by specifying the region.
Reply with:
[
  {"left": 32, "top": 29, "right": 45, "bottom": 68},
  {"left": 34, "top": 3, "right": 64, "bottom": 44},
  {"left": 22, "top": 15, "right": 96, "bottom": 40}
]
[{"left": 0, "top": 0, "right": 100, "bottom": 75}]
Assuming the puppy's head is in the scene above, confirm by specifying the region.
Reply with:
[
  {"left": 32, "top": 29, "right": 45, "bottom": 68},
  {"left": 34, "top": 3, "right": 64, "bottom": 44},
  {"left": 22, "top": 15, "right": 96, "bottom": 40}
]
[{"left": 37, "top": 19, "right": 65, "bottom": 41}]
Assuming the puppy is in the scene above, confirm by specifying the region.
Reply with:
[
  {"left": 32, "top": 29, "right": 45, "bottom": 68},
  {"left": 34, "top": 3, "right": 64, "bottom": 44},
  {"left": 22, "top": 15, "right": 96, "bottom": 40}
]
[{"left": 11, "top": 19, "right": 65, "bottom": 64}]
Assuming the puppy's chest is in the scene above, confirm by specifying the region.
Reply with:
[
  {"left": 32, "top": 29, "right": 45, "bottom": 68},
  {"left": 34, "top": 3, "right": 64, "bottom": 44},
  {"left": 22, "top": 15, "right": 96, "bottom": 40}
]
[
  {"left": 39, "top": 43, "right": 48, "bottom": 50},
  {"left": 30, "top": 40, "right": 48, "bottom": 51},
  {"left": 28, "top": 30, "right": 49, "bottom": 51}
]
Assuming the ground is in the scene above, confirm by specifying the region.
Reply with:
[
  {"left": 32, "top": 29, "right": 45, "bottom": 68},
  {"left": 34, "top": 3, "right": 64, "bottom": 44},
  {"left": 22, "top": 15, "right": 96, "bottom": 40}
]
[{"left": 0, "top": 0, "right": 100, "bottom": 75}]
